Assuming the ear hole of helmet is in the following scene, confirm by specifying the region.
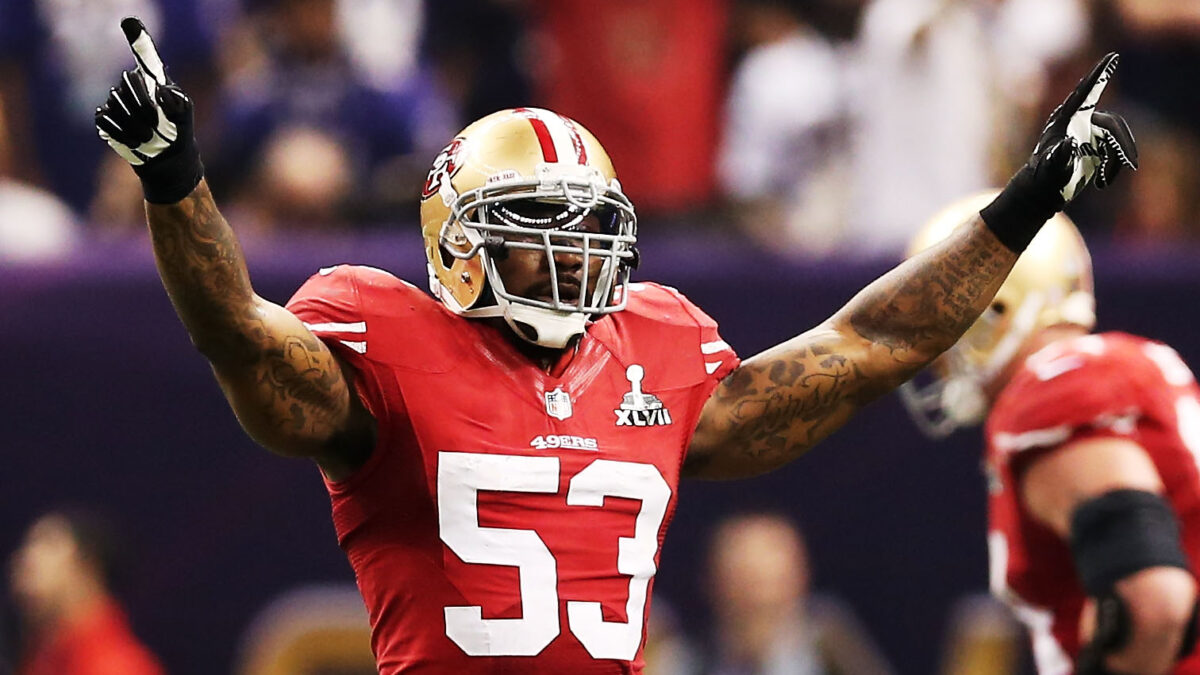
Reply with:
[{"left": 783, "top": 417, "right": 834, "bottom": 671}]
[
  {"left": 992, "top": 301, "right": 1007, "bottom": 315},
  {"left": 438, "top": 218, "right": 474, "bottom": 269}
]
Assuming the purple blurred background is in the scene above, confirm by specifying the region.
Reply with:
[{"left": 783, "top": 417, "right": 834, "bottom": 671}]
[
  {"left": 4, "top": 230, "right": 1199, "bottom": 673},
  {"left": 5, "top": 0, "right": 1200, "bottom": 672}
]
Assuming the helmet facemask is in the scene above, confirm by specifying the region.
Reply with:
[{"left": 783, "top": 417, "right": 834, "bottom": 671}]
[{"left": 439, "top": 166, "right": 638, "bottom": 348}]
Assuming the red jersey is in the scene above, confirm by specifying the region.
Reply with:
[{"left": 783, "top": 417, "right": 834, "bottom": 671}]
[
  {"left": 286, "top": 267, "right": 739, "bottom": 674},
  {"left": 18, "top": 599, "right": 165, "bottom": 675},
  {"left": 985, "top": 332, "right": 1200, "bottom": 674}
]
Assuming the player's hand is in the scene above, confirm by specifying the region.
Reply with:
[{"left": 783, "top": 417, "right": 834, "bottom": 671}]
[
  {"left": 1032, "top": 52, "right": 1137, "bottom": 202},
  {"left": 94, "top": 17, "right": 204, "bottom": 204},
  {"left": 1075, "top": 594, "right": 1129, "bottom": 674},
  {"left": 980, "top": 53, "right": 1136, "bottom": 252}
]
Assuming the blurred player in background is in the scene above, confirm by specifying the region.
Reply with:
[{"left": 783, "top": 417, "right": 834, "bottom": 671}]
[
  {"left": 902, "top": 192, "right": 1200, "bottom": 674},
  {"left": 93, "top": 16, "right": 1134, "bottom": 674},
  {"left": 9, "top": 509, "right": 164, "bottom": 675}
]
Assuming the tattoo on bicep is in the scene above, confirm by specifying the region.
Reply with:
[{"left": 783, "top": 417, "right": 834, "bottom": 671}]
[
  {"left": 257, "top": 334, "right": 349, "bottom": 434},
  {"left": 689, "top": 225, "right": 1013, "bottom": 477},
  {"left": 703, "top": 345, "right": 861, "bottom": 470}
]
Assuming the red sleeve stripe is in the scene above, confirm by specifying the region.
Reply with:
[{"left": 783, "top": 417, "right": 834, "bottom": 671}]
[
  {"left": 994, "top": 425, "right": 1072, "bottom": 453},
  {"left": 303, "top": 321, "right": 368, "bottom": 354}
]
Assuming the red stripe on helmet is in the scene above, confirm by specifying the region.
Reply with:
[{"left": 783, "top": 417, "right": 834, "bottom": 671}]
[{"left": 514, "top": 107, "right": 558, "bottom": 163}]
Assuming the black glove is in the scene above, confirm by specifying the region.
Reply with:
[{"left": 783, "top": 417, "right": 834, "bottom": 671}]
[
  {"left": 1075, "top": 594, "right": 1132, "bottom": 675},
  {"left": 1075, "top": 592, "right": 1197, "bottom": 675},
  {"left": 95, "top": 17, "right": 204, "bottom": 204},
  {"left": 981, "top": 52, "right": 1138, "bottom": 252}
]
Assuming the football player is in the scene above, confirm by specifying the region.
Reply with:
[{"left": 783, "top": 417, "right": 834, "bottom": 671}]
[
  {"left": 901, "top": 194, "right": 1200, "bottom": 674},
  {"left": 95, "top": 17, "right": 1136, "bottom": 674}
]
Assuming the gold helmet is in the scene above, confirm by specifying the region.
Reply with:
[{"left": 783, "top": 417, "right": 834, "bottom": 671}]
[
  {"left": 899, "top": 190, "right": 1096, "bottom": 438},
  {"left": 419, "top": 108, "right": 638, "bottom": 348}
]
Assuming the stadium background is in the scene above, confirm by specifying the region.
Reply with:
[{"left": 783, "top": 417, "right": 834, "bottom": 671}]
[{"left": 3, "top": 0, "right": 1200, "bottom": 673}]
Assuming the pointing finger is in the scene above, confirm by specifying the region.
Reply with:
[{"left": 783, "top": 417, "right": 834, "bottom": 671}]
[
  {"left": 121, "top": 16, "right": 168, "bottom": 85},
  {"left": 1067, "top": 52, "right": 1119, "bottom": 117}
]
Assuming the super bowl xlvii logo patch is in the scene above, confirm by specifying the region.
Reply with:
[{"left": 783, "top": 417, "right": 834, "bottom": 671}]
[
  {"left": 545, "top": 386, "right": 573, "bottom": 421},
  {"left": 615, "top": 365, "right": 672, "bottom": 427}
]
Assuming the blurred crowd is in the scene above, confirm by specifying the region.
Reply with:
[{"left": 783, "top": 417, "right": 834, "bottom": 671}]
[
  {"left": 3, "top": 508, "right": 1030, "bottom": 675},
  {"left": 2, "top": 0, "right": 1200, "bottom": 263}
]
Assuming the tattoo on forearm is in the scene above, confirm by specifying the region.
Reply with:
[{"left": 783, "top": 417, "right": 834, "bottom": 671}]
[
  {"left": 146, "top": 183, "right": 350, "bottom": 441},
  {"left": 848, "top": 220, "right": 1012, "bottom": 360},
  {"left": 148, "top": 183, "right": 256, "bottom": 360}
]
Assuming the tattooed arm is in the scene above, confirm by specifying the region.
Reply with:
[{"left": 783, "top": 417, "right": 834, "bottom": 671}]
[
  {"left": 683, "top": 53, "right": 1138, "bottom": 479},
  {"left": 93, "top": 21, "right": 374, "bottom": 479},
  {"left": 684, "top": 216, "right": 1015, "bottom": 479},
  {"left": 147, "top": 181, "right": 375, "bottom": 480}
]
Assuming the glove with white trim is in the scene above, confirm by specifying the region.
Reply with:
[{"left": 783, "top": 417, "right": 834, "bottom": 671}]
[
  {"left": 981, "top": 52, "right": 1138, "bottom": 253},
  {"left": 95, "top": 17, "right": 204, "bottom": 204}
]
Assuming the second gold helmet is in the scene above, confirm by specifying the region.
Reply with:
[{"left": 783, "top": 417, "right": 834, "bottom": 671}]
[{"left": 899, "top": 190, "right": 1096, "bottom": 437}]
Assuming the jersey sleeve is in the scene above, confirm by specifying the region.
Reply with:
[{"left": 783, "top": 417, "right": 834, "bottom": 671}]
[
  {"left": 630, "top": 282, "right": 741, "bottom": 385},
  {"left": 285, "top": 265, "right": 395, "bottom": 426},
  {"left": 678, "top": 293, "right": 741, "bottom": 385},
  {"left": 286, "top": 265, "right": 372, "bottom": 365},
  {"left": 988, "top": 349, "right": 1143, "bottom": 457}
]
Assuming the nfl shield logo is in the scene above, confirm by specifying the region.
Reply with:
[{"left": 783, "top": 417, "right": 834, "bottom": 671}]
[{"left": 545, "top": 387, "right": 573, "bottom": 420}]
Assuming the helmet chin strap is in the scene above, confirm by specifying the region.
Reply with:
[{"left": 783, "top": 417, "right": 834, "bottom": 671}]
[
  {"left": 498, "top": 297, "right": 587, "bottom": 349},
  {"left": 430, "top": 260, "right": 588, "bottom": 349}
]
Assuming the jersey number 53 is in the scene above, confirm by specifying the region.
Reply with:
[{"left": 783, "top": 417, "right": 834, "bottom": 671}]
[{"left": 437, "top": 451, "right": 671, "bottom": 660}]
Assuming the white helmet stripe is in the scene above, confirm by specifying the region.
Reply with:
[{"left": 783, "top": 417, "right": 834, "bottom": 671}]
[{"left": 557, "top": 114, "right": 589, "bottom": 164}]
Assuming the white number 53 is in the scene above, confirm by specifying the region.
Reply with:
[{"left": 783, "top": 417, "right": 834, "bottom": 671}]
[{"left": 437, "top": 451, "right": 671, "bottom": 660}]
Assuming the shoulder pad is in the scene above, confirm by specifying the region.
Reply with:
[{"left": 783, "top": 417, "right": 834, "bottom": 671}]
[
  {"left": 598, "top": 282, "right": 739, "bottom": 387},
  {"left": 620, "top": 282, "right": 720, "bottom": 330},
  {"left": 287, "top": 265, "right": 458, "bottom": 372},
  {"left": 990, "top": 334, "right": 1146, "bottom": 454}
]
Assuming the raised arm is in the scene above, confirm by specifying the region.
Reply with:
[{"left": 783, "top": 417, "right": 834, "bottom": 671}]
[
  {"left": 686, "top": 216, "right": 1012, "bottom": 478},
  {"left": 147, "top": 183, "right": 373, "bottom": 474},
  {"left": 685, "top": 53, "right": 1137, "bottom": 479},
  {"left": 96, "top": 19, "right": 374, "bottom": 478}
]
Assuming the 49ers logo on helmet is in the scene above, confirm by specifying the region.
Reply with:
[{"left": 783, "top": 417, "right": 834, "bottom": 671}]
[{"left": 422, "top": 138, "right": 465, "bottom": 202}]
